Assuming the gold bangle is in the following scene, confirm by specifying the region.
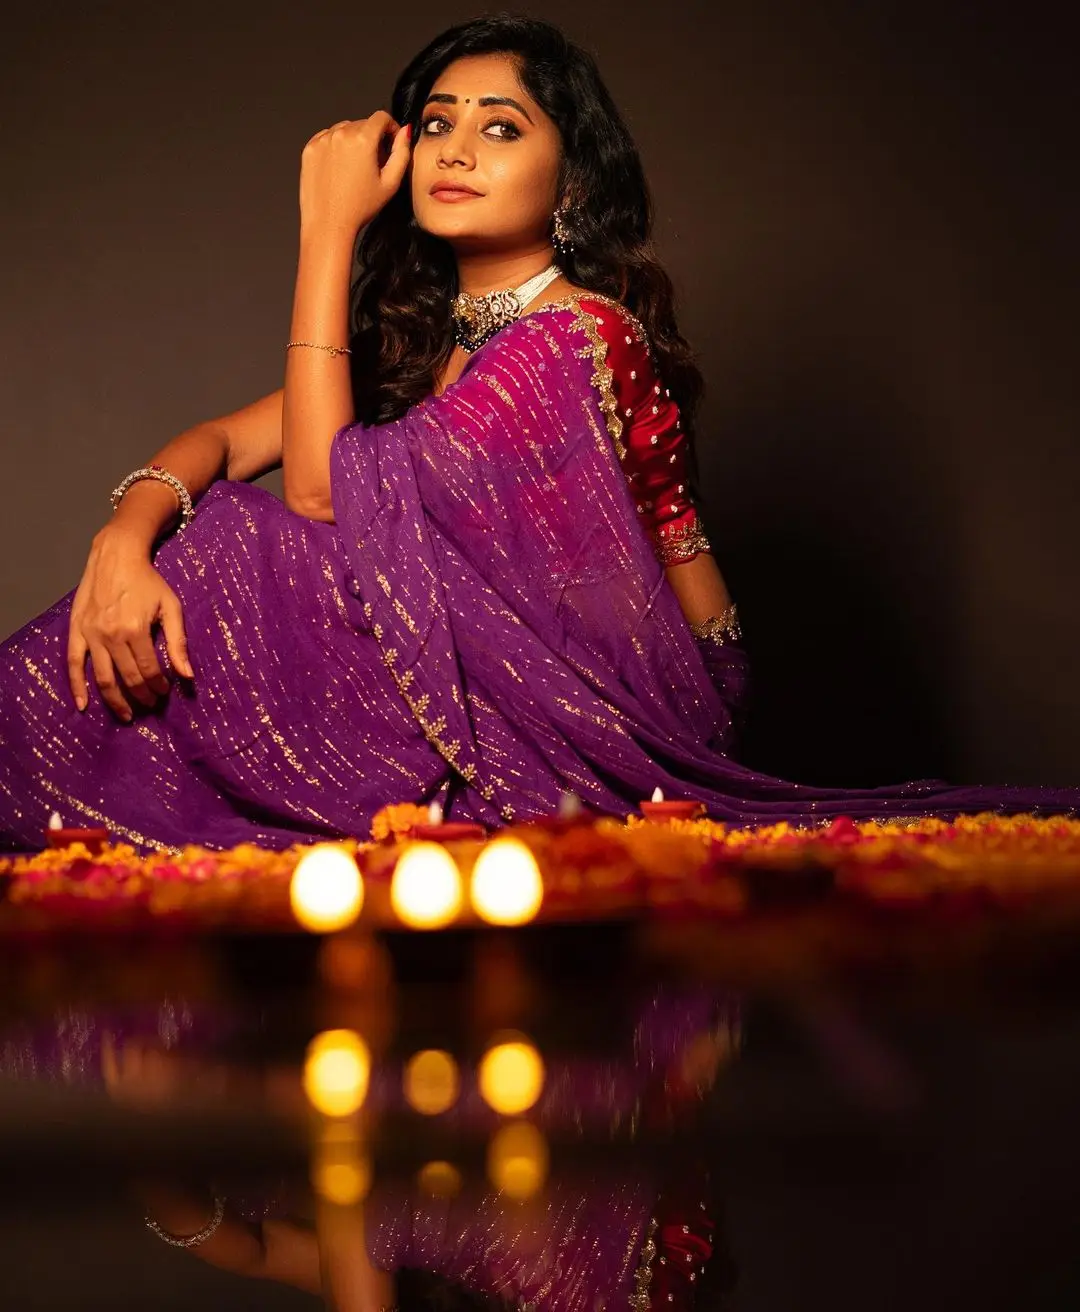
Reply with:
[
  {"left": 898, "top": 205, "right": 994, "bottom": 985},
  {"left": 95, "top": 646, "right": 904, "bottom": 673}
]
[
  {"left": 285, "top": 341, "right": 352, "bottom": 357},
  {"left": 110, "top": 465, "right": 195, "bottom": 531},
  {"left": 145, "top": 1195, "right": 226, "bottom": 1248},
  {"left": 689, "top": 603, "right": 742, "bottom": 645}
]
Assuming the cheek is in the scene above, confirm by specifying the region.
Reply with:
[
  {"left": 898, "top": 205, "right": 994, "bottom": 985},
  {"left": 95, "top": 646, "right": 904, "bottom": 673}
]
[
  {"left": 409, "top": 143, "right": 441, "bottom": 189},
  {"left": 488, "top": 158, "right": 559, "bottom": 216},
  {"left": 409, "top": 153, "right": 431, "bottom": 198}
]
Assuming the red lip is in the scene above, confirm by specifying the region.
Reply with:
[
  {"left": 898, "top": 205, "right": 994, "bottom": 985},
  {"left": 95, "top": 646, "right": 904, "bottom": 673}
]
[{"left": 430, "top": 183, "right": 482, "bottom": 197}]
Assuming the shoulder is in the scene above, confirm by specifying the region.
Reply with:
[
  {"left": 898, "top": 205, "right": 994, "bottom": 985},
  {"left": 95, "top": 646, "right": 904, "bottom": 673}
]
[
  {"left": 511, "top": 291, "right": 665, "bottom": 464},
  {"left": 530, "top": 290, "right": 650, "bottom": 350},
  {"left": 522, "top": 291, "right": 657, "bottom": 400},
  {"left": 573, "top": 293, "right": 649, "bottom": 349}
]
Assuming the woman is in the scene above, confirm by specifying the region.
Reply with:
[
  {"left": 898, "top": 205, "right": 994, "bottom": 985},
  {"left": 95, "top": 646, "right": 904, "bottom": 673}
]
[{"left": 0, "top": 16, "right": 1075, "bottom": 854}]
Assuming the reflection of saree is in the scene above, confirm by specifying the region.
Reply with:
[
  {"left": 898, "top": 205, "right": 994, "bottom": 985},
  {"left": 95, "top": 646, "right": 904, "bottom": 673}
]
[
  {"left": 0, "top": 984, "right": 728, "bottom": 1311},
  {"left": 1, "top": 298, "right": 1076, "bottom": 852}
]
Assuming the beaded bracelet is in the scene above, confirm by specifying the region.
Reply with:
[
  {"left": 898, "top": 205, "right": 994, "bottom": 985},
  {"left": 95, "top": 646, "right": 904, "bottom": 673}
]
[
  {"left": 110, "top": 463, "right": 195, "bottom": 531},
  {"left": 145, "top": 1194, "right": 226, "bottom": 1248},
  {"left": 689, "top": 603, "right": 742, "bottom": 646},
  {"left": 286, "top": 340, "right": 352, "bottom": 357}
]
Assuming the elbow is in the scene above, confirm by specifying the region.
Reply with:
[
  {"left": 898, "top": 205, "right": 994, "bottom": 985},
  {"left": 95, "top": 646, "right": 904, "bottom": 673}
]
[
  {"left": 283, "top": 470, "right": 335, "bottom": 522},
  {"left": 284, "top": 490, "right": 336, "bottom": 523}
]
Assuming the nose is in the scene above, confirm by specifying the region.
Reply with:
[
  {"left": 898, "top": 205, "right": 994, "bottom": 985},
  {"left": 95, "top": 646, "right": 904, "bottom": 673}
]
[{"left": 436, "top": 124, "right": 476, "bottom": 171}]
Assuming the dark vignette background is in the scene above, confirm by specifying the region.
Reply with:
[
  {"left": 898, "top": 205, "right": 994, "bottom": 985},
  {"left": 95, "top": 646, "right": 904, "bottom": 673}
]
[{"left": 1, "top": 0, "right": 1076, "bottom": 790}]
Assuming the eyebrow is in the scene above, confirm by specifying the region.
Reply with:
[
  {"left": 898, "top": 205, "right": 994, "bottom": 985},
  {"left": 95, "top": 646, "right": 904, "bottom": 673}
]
[{"left": 423, "top": 92, "right": 534, "bottom": 124}]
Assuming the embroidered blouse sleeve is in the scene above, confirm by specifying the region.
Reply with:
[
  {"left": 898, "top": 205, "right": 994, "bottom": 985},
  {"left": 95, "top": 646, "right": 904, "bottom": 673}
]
[{"left": 578, "top": 298, "right": 712, "bottom": 566}]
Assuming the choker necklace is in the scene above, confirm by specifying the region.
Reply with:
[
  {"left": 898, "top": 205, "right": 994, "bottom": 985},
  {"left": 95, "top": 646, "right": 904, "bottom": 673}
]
[{"left": 451, "top": 263, "right": 562, "bottom": 353}]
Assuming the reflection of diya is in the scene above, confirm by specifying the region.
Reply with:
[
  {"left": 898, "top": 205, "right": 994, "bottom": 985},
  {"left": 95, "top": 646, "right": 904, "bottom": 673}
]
[{"left": 639, "top": 788, "right": 706, "bottom": 823}]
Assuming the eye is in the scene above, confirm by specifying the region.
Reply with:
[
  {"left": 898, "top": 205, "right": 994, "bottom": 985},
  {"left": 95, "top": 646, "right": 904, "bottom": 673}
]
[
  {"left": 419, "top": 113, "right": 522, "bottom": 141},
  {"left": 420, "top": 113, "right": 449, "bottom": 135},
  {"left": 485, "top": 118, "right": 521, "bottom": 141}
]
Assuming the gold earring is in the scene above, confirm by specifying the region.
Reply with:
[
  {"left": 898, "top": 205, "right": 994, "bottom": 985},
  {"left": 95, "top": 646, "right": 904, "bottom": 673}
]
[{"left": 552, "top": 207, "right": 574, "bottom": 255}]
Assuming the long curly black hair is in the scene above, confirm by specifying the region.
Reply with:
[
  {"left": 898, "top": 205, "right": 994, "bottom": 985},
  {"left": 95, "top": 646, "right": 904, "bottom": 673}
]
[{"left": 349, "top": 14, "right": 705, "bottom": 488}]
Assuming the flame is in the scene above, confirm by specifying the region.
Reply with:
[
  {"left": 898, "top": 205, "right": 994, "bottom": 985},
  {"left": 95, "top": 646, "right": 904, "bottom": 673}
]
[
  {"left": 290, "top": 844, "right": 364, "bottom": 933},
  {"left": 390, "top": 842, "right": 463, "bottom": 929},
  {"left": 470, "top": 837, "right": 544, "bottom": 926}
]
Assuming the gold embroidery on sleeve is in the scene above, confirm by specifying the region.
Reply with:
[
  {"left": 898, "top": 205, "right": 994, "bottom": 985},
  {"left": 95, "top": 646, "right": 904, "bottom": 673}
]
[
  {"left": 654, "top": 519, "right": 713, "bottom": 564},
  {"left": 628, "top": 1218, "right": 659, "bottom": 1312},
  {"left": 568, "top": 305, "right": 626, "bottom": 461}
]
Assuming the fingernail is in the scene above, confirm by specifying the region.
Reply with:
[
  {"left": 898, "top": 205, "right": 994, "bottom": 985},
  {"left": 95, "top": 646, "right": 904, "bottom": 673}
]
[
  {"left": 405, "top": 123, "right": 412, "bottom": 142},
  {"left": 75, "top": 697, "right": 86, "bottom": 712}
]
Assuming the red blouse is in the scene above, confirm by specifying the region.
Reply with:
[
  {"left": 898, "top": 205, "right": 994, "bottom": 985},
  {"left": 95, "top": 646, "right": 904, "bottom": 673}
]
[{"left": 577, "top": 296, "right": 712, "bottom": 568}]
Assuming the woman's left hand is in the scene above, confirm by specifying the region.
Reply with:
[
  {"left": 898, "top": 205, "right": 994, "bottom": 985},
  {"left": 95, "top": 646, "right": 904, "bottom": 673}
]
[{"left": 298, "top": 111, "right": 412, "bottom": 239}]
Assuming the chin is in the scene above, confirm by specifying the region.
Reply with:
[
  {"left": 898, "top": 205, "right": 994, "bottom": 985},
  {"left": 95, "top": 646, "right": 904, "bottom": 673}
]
[{"left": 415, "top": 204, "right": 479, "bottom": 235}]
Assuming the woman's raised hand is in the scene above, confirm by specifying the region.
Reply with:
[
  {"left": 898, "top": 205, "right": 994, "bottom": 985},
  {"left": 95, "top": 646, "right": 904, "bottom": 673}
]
[
  {"left": 299, "top": 111, "right": 412, "bottom": 239},
  {"left": 66, "top": 526, "right": 193, "bottom": 721}
]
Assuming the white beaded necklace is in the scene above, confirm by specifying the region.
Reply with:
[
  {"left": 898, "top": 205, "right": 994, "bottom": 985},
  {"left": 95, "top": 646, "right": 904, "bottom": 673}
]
[{"left": 451, "top": 263, "right": 562, "bottom": 353}]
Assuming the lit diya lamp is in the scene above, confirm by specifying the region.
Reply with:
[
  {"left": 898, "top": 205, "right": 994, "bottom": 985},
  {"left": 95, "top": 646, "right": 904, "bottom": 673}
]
[
  {"left": 45, "top": 810, "right": 109, "bottom": 854},
  {"left": 408, "top": 800, "right": 486, "bottom": 842},
  {"left": 522, "top": 791, "right": 592, "bottom": 835},
  {"left": 639, "top": 786, "right": 706, "bottom": 823}
]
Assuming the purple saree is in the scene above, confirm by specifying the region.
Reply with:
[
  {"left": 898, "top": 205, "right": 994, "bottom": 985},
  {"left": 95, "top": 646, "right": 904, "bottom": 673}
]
[{"left": 1, "top": 298, "right": 1076, "bottom": 852}]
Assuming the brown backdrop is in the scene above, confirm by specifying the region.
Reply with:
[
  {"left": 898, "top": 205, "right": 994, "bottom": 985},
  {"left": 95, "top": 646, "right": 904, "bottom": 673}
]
[{"left": 2, "top": 0, "right": 1076, "bottom": 789}]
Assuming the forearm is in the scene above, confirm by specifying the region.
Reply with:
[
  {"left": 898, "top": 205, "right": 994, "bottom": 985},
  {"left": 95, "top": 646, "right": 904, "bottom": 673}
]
[
  {"left": 282, "top": 226, "right": 356, "bottom": 521},
  {"left": 663, "top": 553, "right": 734, "bottom": 627},
  {"left": 104, "top": 420, "right": 230, "bottom": 554},
  {"left": 139, "top": 1183, "right": 268, "bottom": 1275},
  {"left": 139, "top": 1183, "right": 322, "bottom": 1293}
]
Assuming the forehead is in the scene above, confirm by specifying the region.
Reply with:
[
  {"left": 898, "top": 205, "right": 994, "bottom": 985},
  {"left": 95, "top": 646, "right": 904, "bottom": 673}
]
[{"left": 429, "top": 52, "right": 532, "bottom": 104}]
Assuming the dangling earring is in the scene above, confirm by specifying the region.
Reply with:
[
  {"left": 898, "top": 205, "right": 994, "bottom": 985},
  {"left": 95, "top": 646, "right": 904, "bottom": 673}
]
[{"left": 552, "top": 206, "right": 575, "bottom": 256}]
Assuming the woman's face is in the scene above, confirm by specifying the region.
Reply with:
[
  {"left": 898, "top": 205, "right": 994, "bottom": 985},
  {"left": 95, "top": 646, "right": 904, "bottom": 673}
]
[{"left": 410, "top": 53, "right": 564, "bottom": 252}]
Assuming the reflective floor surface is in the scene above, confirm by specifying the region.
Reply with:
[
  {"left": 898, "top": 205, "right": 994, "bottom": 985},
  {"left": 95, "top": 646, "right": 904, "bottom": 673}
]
[{"left": 2, "top": 921, "right": 1080, "bottom": 1311}]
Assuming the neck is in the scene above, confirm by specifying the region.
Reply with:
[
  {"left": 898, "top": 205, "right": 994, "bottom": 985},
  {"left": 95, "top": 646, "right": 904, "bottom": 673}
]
[{"left": 455, "top": 245, "right": 556, "bottom": 297}]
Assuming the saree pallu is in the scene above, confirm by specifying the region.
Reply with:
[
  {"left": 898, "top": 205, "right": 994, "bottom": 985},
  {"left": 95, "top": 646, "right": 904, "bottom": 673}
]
[
  {"left": 0, "top": 300, "right": 1076, "bottom": 852},
  {"left": 326, "top": 303, "right": 1076, "bottom": 826}
]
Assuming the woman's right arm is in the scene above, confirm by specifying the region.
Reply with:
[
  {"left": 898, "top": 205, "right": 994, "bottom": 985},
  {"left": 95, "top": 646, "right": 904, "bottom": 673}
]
[
  {"left": 67, "top": 389, "right": 284, "bottom": 719},
  {"left": 104, "top": 387, "right": 285, "bottom": 551},
  {"left": 69, "top": 112, "right": 412, "bottom": 719}
]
